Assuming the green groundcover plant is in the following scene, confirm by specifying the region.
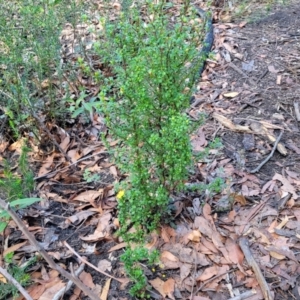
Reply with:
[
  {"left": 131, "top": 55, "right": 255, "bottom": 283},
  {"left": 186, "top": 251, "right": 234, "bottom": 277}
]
[{"left": 0, "top": 252, "right": 37, "bottom": 299}]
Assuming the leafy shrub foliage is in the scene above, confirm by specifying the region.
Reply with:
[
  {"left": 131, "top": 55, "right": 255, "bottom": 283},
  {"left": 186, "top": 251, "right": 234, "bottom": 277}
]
[{"left": 95, "top": 0, "right": 206, "bottom": 241}]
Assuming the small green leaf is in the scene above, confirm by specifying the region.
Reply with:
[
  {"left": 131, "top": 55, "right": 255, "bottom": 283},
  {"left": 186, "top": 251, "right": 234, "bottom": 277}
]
[{"left": 0, "top": 222, "right": 8, "bottom": 233}]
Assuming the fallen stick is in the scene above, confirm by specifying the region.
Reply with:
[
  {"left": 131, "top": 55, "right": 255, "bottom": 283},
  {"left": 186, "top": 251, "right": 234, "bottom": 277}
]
[
  {"left": 239, "top": 237, "right": 273, "bottom": 300},
  {"left": 0, "top": 199, "right": 100, "bottom": 300},
  {"left": 64, "top": 241, "right": 129, "bottom": 284},
  {"left": 0, "top": 265, "right": 33, "bottom": 300},
  {"left": 227, "top": 290, "right": 256, "bottom": 300},
  {"left": 294, "top": 102, "right": 300, "bottom": 121},
  {"left": 53, "top": 263, "right": 85, "bottom": 300},
  {"left": 250, "top": 131, "right": 283, "bottom": 173}
]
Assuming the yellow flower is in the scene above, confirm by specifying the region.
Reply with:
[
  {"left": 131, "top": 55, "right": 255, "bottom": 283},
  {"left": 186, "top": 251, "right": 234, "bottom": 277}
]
[{"left": 116, "top": 190, "right": 125, "bottom": 200}]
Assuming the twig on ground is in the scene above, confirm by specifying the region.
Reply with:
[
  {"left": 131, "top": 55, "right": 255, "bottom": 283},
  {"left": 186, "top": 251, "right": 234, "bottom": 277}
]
[
  {"left": 250, "top": 131, "right": 283, "bottom": 173},
  {"left": 34, "top": 151, "right": 108, "bottom": 180},
  {"left": 256, "top": 69, "right": 269, "bottom": 84},
  {"left": 53, "top": 263, "right": 85, "bottom": 300},
  {"left": 0, "top": 265, "right": 33, "bottom": 300},
  {"left": 227, "top": 290, "right": 256, "bottom": 300},
  {"left": 239, "top": 237, "right": 273, "bottom": 300},
  {"left": 64, "top": 241, "right": 129, "bottom": 284},
  {"left": 293, "top": 102, "right": 300, "bottom": 121},
  {"left": 0, "top": 199, "right": 100, "bottom": 300},
  {"left": 189, "top": 250, "right": 198, "bottom": 300}
]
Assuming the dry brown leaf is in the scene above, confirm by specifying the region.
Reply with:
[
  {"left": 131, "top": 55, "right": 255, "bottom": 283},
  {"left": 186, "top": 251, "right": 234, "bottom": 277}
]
[
  {"left": 38, "top": 153, "right": 55, "bottom": 177},
  {"left": 100, "top": 278, "right": 111, "bottom": 300},
  {"left": 194, "top": 216, "right": 213, "bottom": 238},
  {"left": 187, "top": 230, "right": 201, "bottom": 242},
  {"left": 196, "top": 265, "right": 218, "bottom": 281},
  {"left": 79, "top": 271, "right": 95, "bottom": 289},
  {"left": 231, "top": 193, "right": 247, "bottom": 205},
  {"left": 225, "top": 238, "right": 244, "bottom": 264},
  {"left": 59, "top": 135, "right": 70, "bottom": 152},
  {"left": 269, "top": 251, "right": 285, "bottom": 260},
  {"left": 160, "top": 251, "right": 180, "bottom": 269},
  {"left": 108, "top": 242, "right": 126, "bottom": 252},
  {"left": 149, "top": 278, "right": 166, "bottom": 297},
  {"left": 3, "top": 241, "right": 27, "bottom": 256},
  {"left": 161, "top": 226, "right": 171, "bottom": 243},
  {"left": 109, "top": 165, "right": 118, "bottom": 178},
  {"left": 39, "top": 281, "right": 65, "bottom": 300},
  {"left": 244, "top": 277, "right": 259, "bottom": 289},
  {"left": 8, "top": 138, "right": 26, "bottom": 152},
  {"left": 0, "top": 274, "right": 6, "bottom": 284},
  {"left": 161, "top": 251, "right": 179, "bottom": 262},
  {"left": 266, "top": 246, "right": 298, "bottom": 262},
  {"left": 80, "top": 213, "right": 112, "bottom": 242},
  {"left": 26, "top": 284, "right": 46, "bottom": 300},
  {"left": 191, "top": 127, "right": 207, "bottom": 152},
  {"left": 73, "top": 190, "right": 103, "bottom": 202},
  {"left": 224, "top": 91, "right": 239, "bottom": 98},
  {"left": 97, "top": 259, "right": 112, "bottom": 272},
  {"left": 67, "top": 211, "right": 96, "bottom": 224},
  {"left": 273, "top": 173, "right": 297, "bottom": 198},
  {"left": 213, "top": 113, "right": 252, "bottom": 133},
  {"left": 180, "top": 263, "right": 192, "bottom": 281},
  {"left": 276, "top": 215, "right": 290, "bottom": 230},
  {"left": 266, "top": 134, "right": 287, "bottom": 156},
  {"left": 0, "top": 140, "right": 9, "bottom": 154},
  {"left": 211, "top": 234, "right": 232, "bottom": 264},
  {"left": 201, "top": 237, "right": 219, "bottom": 254},
  {"left": 163, "top": 278, "right": 175, "bottom": 300}
]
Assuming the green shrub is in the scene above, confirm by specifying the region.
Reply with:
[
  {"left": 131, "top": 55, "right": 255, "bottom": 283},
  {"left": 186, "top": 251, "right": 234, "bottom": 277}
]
[{"left": 95, "top": 0, "right": 207, "bottom": 242}]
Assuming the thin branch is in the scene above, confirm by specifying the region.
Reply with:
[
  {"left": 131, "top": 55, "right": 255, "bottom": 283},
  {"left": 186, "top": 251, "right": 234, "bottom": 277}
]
[
  {"left": 0, "top": 265, "right": 33, "bottom": 300},
  {"left": 239, "top": 237, "right": 273, "bottom": 300},
  {"left": 294, "top": 102, "right": 300, "bottom": 121},
  {"left": 64, "top": 241, "right": 129, "bottom": 284},
  {"left": 228, "top": 290, "right": 256, "bottom": 300},
  {"left": 250, "top": 131, "right": 283, "bottom": 173},
  {"left": 53, "top": 263, "right": 85, "bottom": 300},
  {"left": 0, "top": 199, "right": 100, "bottom": 300}
]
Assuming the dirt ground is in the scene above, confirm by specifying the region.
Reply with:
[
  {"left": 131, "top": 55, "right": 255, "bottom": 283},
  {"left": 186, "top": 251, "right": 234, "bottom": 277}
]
[{"left": 2, "top": 1, "right": 300, "bottom": 299}]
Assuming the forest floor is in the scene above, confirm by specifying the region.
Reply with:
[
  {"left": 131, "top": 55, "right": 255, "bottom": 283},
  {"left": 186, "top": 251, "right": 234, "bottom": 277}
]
[{"left": 2, "top": 0, "right": 300, "bottom": 299}]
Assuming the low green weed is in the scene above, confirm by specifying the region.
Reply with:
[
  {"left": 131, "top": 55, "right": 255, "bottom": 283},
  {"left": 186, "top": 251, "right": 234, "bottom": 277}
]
[
  {"left": 121, "top": 247, "right": 159, "bottom": 298},
  {"left": 0, "top": 144, "right": 39, "bottom": 233},
  {"left": 83, "top": 169, "right": 101, "bottom": 183},
  {"left": 0, "top": 145, "right": 34, "bottom": 201},
  {"left": 0, "top": 252, "right": 37, "bottom": 299}
]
